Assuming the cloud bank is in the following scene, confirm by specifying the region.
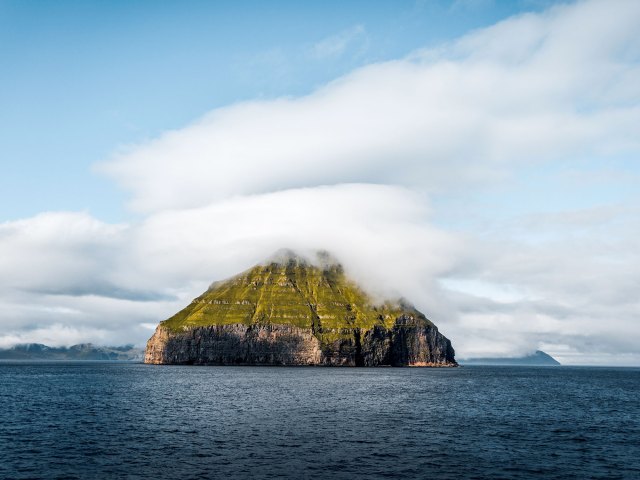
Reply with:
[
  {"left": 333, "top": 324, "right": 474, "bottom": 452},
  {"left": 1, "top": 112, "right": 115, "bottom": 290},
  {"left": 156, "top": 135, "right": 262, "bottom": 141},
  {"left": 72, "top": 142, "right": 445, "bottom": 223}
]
[
  {"left": 101, "top": 0, "right": 640, "bottom": 213},
  {"left": 2, "top": 0, "right": 639, "bottom": 364}
]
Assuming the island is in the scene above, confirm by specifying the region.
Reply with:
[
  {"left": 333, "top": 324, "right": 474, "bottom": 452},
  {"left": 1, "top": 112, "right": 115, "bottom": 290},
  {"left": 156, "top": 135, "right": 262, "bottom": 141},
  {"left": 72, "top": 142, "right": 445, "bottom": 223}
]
[
  {"left": 145, "top": 251, "right": 457, "bottom": 366},
  {"left": 460, "top": 350, "right": 561, "bottom": 366}
]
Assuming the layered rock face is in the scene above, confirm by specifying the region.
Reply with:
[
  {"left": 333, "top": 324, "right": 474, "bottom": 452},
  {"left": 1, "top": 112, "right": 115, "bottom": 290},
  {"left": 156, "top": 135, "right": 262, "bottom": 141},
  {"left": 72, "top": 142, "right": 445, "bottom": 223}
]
[
  {"left": 145, "top": 252, "right": 456, "bottom": 367},
  {"left": 145, "top": 318, "right": 455, "bottom": 366},
  {"left": 145, "top": 324, "right": 322, "bottom": 365}
]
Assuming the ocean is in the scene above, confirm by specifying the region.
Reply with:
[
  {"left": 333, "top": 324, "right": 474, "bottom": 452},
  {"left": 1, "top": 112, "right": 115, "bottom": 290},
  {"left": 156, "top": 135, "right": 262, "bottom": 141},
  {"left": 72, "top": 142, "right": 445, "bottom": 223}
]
[{"left": 0, "top": 363, "right": 638, "bottom": 479}]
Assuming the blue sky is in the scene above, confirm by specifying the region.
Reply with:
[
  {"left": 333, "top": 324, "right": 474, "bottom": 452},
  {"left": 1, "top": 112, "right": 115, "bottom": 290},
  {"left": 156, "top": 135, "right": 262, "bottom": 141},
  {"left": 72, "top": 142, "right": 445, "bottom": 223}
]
[
  {"left": 1, "top": 0, "right": 556, "bottom": 222},
  {"left": 0, "top": 0, "right": 639, "bottom": 364}
]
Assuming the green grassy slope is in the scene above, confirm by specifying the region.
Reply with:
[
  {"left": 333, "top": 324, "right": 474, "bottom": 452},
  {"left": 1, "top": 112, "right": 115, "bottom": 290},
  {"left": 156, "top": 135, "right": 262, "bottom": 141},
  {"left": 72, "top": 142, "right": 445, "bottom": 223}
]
[{"left": 161, "top": 255, "right": 433, "bottom": 343}]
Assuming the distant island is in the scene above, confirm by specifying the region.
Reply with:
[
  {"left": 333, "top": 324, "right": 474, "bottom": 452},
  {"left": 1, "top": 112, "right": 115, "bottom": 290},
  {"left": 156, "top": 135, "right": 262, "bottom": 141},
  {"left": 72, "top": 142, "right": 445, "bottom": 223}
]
[
  {"left": 460, "top": 350, "right": 561, "bottom": 366},
  {"left": 0, "top": 343, "right": 143, "bottom": 361},
  {"left": 145, "top": 250, "right": 457, "bottom": 367}
]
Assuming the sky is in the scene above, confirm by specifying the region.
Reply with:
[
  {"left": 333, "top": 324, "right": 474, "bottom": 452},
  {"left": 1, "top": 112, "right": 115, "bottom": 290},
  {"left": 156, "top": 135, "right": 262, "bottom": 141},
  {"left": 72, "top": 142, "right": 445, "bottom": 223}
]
[{"left": 1, "top": 0, "right": 639, "bottom": 365}]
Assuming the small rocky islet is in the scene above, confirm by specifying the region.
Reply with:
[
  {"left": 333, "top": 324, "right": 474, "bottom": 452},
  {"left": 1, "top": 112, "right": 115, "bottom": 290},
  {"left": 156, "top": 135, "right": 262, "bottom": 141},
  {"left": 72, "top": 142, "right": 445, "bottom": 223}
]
[{"left": 145, "top": 251, "right": 457, "bottom": 366}]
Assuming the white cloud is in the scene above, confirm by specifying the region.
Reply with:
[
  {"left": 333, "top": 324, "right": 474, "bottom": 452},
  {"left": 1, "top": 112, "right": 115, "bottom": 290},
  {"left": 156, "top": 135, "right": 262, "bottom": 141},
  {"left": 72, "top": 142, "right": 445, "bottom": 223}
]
[
  {"left": 128, "top": 184, "right": 465, "bottom": 299},
  {"left": 0, "top": 212, "right": 126, "bottom": 294},
  {"left": 0, "top": 185, "right": 466, "bottom": 348},
  {"left": 0, "top": 290, "right": 184, "bottom": 348},
  {"left": 101, "top": 0, "right": 640, "bottom": 214},
  {"left": 443, "top": 203, "right": 640, "bottom": 363}
]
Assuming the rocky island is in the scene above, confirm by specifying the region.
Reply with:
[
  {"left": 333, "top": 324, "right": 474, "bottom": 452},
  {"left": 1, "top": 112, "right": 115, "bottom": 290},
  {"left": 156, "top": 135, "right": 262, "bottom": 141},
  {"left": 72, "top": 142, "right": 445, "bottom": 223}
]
[{"left": 145, "top": 251, "right": 457, "bottom": 366}]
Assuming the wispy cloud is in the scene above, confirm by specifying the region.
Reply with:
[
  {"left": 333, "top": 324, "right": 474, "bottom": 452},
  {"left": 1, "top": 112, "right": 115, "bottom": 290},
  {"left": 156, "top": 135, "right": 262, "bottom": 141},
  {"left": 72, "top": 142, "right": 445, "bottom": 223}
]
[
  {"left": 448, "top": 0, "right": 496, "bottom": 14},
  {"left": 310, "top": 25, "right": 368, "bottom": 59}
]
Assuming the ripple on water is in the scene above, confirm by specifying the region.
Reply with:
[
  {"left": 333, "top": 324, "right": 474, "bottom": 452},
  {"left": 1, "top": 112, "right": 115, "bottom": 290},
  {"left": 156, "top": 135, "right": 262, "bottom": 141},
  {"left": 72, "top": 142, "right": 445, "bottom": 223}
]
[{"left": 0, "top": 364, "right": 639, "bottom": 479}]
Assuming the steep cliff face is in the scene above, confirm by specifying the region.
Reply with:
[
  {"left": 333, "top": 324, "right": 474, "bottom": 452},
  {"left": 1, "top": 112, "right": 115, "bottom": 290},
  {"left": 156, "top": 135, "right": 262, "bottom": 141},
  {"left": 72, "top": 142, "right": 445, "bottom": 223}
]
[
  {"left": 145, "top": 252, "right": 456, "bottom": 367},
  {"left": 145, "top": 324, "right": 322, "bottom": 365}
]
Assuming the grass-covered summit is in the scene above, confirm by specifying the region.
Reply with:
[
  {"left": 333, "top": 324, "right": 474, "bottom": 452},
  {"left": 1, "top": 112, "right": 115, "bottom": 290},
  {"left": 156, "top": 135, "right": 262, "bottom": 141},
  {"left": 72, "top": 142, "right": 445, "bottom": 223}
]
[{"left": 161, "top": 250, "right": 432, "bottom": 339}]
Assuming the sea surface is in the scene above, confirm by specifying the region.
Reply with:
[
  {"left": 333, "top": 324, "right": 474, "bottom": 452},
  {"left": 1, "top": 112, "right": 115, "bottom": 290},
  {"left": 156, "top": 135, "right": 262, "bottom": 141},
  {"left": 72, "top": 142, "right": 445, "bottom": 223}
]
[{"left": 0, "top": 363, "right": 638, "bottom": 480}]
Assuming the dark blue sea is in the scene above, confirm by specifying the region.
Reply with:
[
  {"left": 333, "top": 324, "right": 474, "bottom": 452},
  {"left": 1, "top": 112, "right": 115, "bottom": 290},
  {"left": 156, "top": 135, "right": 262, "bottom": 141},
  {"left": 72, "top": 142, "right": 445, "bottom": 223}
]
[{"left": 0, "top": 364, "right": 638, "bottom": 480}]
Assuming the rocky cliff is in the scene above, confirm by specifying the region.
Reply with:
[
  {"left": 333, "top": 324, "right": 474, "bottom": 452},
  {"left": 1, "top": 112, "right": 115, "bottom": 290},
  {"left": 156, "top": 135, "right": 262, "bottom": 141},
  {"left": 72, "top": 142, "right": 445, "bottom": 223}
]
[{"left": 145, "top": 251, "right": 456, "bottom": 367}]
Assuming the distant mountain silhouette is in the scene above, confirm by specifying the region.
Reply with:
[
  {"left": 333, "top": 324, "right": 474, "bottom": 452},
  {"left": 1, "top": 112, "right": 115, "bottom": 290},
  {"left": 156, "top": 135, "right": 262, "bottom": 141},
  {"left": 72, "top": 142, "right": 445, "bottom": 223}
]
[
  {"left": 460, "top": 350, "right": 560, "bottom": 366},
  {"left": 0, "top": 343, "right": 143, "bottom": 361}
]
